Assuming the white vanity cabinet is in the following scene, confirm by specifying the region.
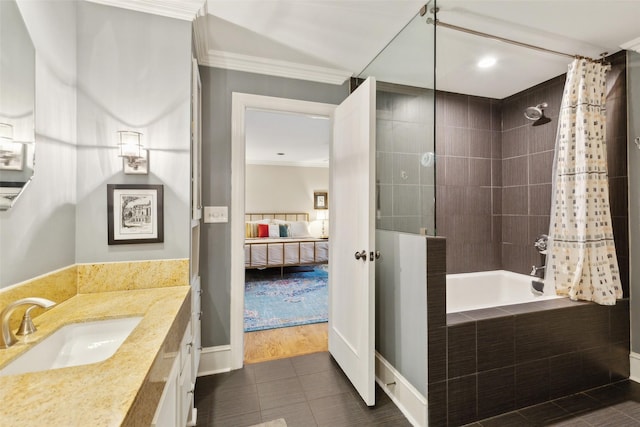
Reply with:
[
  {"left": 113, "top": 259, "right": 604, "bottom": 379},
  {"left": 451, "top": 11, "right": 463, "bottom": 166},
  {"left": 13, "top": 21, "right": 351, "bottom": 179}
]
[{"left": 151, "top": 319, "right": 197, "bottom": 427}]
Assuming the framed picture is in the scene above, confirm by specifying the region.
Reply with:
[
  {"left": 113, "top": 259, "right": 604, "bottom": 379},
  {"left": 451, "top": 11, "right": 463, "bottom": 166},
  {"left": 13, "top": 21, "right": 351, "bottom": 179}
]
[
  {"left": 314, "top": 191, "right": 328, "bottom": 209},
  {"left": 123, "top": 149, "right": 148, "bottom": 175},
  {"left": 107, "top": 184, "right": 164, "bottom": 245},
  {"left": 0, "top": 143, "right": 24, "bottom": 170}
]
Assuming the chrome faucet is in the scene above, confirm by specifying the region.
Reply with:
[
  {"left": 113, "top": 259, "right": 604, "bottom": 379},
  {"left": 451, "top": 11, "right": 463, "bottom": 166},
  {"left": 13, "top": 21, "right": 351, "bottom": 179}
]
[
  {"left": 1, "top": 297, "right": 56, "bottom": 349},
  {"left": 530, "top": 265, "right": 546, "bottom": 277}
]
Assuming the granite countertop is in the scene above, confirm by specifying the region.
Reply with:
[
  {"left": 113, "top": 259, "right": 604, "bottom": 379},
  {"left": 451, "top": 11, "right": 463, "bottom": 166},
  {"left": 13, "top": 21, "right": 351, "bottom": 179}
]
[{"left": 0, "top": 286, "right": 190, "bottom": 426}]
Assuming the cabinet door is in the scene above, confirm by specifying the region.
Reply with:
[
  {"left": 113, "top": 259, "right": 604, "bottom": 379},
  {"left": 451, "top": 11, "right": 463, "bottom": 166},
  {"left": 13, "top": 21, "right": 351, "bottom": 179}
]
[
  {"left": 179, "top": 353, "right": 194, "bottom": 426},
  {"left": 152, "top": 357, "right": 179, "bottom": 427}
]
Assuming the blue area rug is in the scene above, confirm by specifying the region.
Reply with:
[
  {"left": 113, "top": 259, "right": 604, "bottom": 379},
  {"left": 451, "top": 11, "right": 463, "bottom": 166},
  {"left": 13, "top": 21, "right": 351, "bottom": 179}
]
[{"left": 244, "top": 265, "right": 328, "bottom": 332}]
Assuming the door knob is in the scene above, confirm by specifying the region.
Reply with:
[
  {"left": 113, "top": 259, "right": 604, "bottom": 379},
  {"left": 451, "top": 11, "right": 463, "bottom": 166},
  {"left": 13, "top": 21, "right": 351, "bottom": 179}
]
[
  {"left": 370, "top": 251, "right": 381, "bottom": 261},
  {"left": 354, "top": 250, "right": 367, "bottom": 261}
]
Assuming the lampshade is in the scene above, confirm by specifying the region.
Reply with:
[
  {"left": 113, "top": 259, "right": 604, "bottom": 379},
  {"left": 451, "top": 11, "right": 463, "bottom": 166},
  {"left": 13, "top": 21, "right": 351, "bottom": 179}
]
[
  {"left": 117, "top": 131, "right": 142, "bottom": 159},
  {"left": 0, "top": 123, "right": 13, "bottom": 140}
]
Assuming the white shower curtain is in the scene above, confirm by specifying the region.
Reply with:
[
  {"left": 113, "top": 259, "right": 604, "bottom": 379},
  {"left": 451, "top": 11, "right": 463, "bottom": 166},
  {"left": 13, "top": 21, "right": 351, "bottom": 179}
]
[{"left": 545, "top": 58, "right": 622, "bottom": 305}]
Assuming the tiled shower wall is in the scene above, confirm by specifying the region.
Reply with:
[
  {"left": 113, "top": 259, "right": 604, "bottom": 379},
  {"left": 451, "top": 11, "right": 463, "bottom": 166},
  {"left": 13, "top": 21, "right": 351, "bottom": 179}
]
[
  {"left": 435, "top": 93, "right": 502, "bottom": 272},
  {"left": 437, "top": 51, "right": 629, "bottom": 292},
  {"left": 376, "top": 84, "right": 436, "bottom": 234}
]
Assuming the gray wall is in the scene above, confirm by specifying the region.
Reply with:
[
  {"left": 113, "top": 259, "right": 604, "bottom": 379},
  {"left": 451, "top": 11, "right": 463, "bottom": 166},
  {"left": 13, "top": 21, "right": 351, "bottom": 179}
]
[
  {"left": 0, "top": 0, "right": 77, "bottom": 287},
  {"left": 199, "top": 66, "right": 348, "bottom": 346},
  {"left": 75, "top": 2, "right": 191, "bottom": 263},
  {"left": 629, "top": 51, "right": 640, "bottom": 353}
]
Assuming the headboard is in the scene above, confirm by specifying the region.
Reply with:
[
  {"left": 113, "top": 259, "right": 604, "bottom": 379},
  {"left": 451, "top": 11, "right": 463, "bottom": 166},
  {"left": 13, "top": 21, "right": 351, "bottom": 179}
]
[{"left": 245, "top": 212, "right": 309, "bottom": 222}]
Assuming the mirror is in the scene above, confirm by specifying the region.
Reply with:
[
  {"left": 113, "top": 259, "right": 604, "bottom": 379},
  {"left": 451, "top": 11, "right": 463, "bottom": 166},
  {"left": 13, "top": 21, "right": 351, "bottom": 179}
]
[{"left": 0, "top": 0, "right": 35, "bottom": 210}]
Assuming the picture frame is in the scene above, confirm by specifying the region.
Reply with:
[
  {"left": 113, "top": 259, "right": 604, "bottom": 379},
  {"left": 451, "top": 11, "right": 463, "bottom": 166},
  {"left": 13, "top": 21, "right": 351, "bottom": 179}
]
[
  {"left": 123, "top": 149, "right": 148, "bottom": 175},
  {"left": 107, "top": 184, "right": 164, "bottom": 245},
  {"left": 314, "top": 191, "right": 328, "bottom": 209},
  {"left": 0, "top": 142, "right": 24, "bottom": 171}
]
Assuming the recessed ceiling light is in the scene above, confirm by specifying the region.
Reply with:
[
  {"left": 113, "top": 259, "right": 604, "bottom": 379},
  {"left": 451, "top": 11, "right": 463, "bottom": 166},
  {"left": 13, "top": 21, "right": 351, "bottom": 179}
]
[
  {"left": 478, "top": 57, "right": 497, "bottom": 68},
  {"left": 276, "top": 152, "right": 285, "bottom": 156}
]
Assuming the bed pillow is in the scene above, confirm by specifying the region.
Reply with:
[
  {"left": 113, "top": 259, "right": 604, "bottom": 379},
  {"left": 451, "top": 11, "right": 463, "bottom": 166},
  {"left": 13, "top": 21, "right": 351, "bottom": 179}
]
[
  {"left": 279, "top": 224, "right": 289, "bottom": 237},
  {"left": 245, "top": 222, "right": 260, "bottom": 238},
  {"left": 258, "top": 224, "right": 270, "bottom": 238},
  {"left": 288, "top": 221, "right": 312, "bottom": 238},
  {"left": 268, "top": 224, "right": 280, "bottom": 238}
]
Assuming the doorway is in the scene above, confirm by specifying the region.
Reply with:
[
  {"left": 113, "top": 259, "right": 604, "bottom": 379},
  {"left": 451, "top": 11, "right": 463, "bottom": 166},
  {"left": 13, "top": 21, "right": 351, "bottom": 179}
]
[
  {"left": 229, "top": 93, "right": 337, "bottom": 369},
  {"left": 243, "top": 107, "right": 332, "bottom": 363}
]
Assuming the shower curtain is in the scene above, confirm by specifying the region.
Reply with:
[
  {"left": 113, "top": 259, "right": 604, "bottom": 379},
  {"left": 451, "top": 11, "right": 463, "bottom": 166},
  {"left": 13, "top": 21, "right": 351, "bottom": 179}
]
[{"left": 545, "top": 58, "right": 622, "bottom": 305}]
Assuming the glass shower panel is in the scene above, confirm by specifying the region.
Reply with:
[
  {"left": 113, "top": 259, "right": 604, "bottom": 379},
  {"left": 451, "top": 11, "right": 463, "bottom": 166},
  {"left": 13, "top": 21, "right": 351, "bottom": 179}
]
[
  {"left": 358, "top": 5, "right": 436, "bottom": 235},
  {"left": 628, "top": 50, "right": 640, "bottom": 354}
]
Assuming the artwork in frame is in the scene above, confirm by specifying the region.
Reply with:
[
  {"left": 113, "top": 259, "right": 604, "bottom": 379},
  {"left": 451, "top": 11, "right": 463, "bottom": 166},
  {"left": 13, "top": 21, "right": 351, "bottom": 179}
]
[
  {"left": 0, "top": 142, "right": 24, "bottom": 170},
  {"left": 107, "top": 184, "right": 164, "bottom": 245},
  {"left": 123, "top": 149, "right": 148, "bottom": 175},
  {"left": 314, "top": 191, "right": 328, "bottom": 209}
]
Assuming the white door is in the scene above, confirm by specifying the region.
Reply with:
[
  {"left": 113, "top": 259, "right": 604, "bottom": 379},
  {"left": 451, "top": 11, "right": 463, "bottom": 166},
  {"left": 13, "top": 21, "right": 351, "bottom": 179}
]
[{"left": 329, "top": 77, "right": 376, "bottom": 406}]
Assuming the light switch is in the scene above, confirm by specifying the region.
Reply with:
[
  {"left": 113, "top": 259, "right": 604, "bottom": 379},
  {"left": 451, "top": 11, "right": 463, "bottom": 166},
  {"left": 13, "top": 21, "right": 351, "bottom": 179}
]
[{"left": 204, "top": 206, "right": 228, "bottom": 223}]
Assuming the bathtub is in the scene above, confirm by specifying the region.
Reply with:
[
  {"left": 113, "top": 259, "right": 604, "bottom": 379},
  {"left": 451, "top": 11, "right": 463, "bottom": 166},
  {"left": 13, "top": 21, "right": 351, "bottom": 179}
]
[{"left": 446, "top": 270, "right": 563, "bottom": 313}]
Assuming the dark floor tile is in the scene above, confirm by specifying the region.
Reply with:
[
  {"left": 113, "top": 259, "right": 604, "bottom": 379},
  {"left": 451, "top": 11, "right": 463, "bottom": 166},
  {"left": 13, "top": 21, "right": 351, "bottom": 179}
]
[
  {"left": 210, "top": 384, "right": 260, "bottom": 420},
  {"left": 299, "top": 368, "right": 353, "bottom": 401},
  {"left": 611, "top": 400, "right": 640, "bottom": 422},
  {"left": 210, "top": 410, "right": 262, "bottom": 427},
  {"left": 545, "top": 418, "right": 592, "bottom": 426},
  {"left": 196, "top": 365, "right": 256, "bottom": 397},
  {"left": 552, "top": 393, "right": 602, "bottom": 415},
  {"left": 362, "top": 387, "right": 413, "bottom": 426},
  {"left": 290, "top": 352, "right": 334, "bottom": 376},
  {"left": 586, "top": 383, "right": 630, "bottom": 405},
  {"left": 614, "top": 380, "right": 640, "bottom": 401},
  {"left": 257, "top": 377, "right": 306, "bottom": 410},
  {"left": 308, "top": 392, "right": 370, "bottom": 426},
  {"left": 519, "top": 402, "right": 570, "bottom": 425},
  {"left": 478, "top": 411, "right": 535, "bottom": 427},
  {"left": 253, "top": 358, "right": 297, "bottom": 383},
  {"left": 578, "top": 406, "right": 640, "bottom": 426},
  {"left": 261, "top": 401, "right": 318, "bottom": 427}
]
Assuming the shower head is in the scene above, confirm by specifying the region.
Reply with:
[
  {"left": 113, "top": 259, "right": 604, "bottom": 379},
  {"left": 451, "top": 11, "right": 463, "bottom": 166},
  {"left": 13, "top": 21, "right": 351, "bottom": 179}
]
[
  {"left": 532, "top": 114, "right": 552, "bottom": 126},
  {"left": 524, "top": 102, "right": 551, "bottom": 126}
]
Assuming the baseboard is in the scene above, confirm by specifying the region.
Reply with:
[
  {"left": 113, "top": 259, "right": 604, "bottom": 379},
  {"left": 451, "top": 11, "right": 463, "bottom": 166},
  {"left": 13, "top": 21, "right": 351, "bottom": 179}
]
[
  {"left": 375, "top": 352, "right": 427, "bottom": 427},
  {"left": 630, "top": 352, "right": 640, "bottom": 383},
  {"left": 198, "top": 345, "right": 232, "bottom": 377}
]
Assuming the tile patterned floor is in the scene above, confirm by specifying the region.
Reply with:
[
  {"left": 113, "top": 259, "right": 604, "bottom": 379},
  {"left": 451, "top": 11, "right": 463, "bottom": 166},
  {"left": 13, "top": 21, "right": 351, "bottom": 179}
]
[
  {"left": 194, "top": 351, "right": 411, "bottom": 427},
  {"left": 195, "top": 352, "right": 640, "bottom": 427},
  {"left": 468, "top": 380, "right": 640, "bottom": 426}
]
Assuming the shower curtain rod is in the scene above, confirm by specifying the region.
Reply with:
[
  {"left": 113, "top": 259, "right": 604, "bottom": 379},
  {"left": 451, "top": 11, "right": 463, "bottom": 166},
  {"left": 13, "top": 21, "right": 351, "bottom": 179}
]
[{"left": 426, "top": 17, "right": 601, "bottom": 62}]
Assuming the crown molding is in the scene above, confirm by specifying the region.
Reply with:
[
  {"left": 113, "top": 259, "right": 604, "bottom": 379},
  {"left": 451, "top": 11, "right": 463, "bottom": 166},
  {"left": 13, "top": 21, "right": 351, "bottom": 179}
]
[
  {"left": 199, "top": 50, "right": 353, "bottom": 85},
  {"left": 621, "top": 37, "right": 640, "bottom": 53},
  {"left": 86, "top": 0, "right": 205, "bottom": 21}
]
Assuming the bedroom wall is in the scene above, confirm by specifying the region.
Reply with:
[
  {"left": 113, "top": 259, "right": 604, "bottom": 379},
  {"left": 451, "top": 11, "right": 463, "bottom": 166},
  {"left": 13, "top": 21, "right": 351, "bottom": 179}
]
[
  {"left": 200, "top": 66, "right": 348, "bottom": 347},
  {"left": 245, "top": 164, "right": 328, "bottom": 214}
]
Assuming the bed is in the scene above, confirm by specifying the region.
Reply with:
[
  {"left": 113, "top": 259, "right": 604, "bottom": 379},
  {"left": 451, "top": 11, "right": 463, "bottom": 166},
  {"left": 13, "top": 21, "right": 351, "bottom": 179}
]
[{"left": 244, "top": 213, "right": 329, "bottom": 273}]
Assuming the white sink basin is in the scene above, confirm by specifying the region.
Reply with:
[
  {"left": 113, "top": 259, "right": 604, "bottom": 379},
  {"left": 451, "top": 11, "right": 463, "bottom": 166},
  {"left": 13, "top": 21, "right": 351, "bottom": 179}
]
[{"left": 0, "top": 316, "right": 142, "bottom": 376}]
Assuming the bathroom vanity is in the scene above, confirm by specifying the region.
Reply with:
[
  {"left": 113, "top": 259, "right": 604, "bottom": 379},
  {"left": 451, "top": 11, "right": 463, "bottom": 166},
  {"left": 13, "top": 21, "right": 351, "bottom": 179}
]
[{"left": 0, "top": 286, "right": 196, "bottom": 426}]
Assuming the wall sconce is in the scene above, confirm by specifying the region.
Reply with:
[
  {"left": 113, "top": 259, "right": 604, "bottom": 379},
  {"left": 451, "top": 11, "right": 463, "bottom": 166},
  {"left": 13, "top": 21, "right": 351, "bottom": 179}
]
[
  {"left": 117, "top": 130, "right": 147, "bottom": 173},
  {"left": 0, "top": 123, "right": 19, "bottom": 166}
]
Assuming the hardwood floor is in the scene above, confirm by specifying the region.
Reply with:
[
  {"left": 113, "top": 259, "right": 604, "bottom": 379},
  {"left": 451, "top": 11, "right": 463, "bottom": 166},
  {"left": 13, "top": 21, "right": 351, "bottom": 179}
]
[{"left": 244, "top": 322, "right": 328, "bottom": 364}]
